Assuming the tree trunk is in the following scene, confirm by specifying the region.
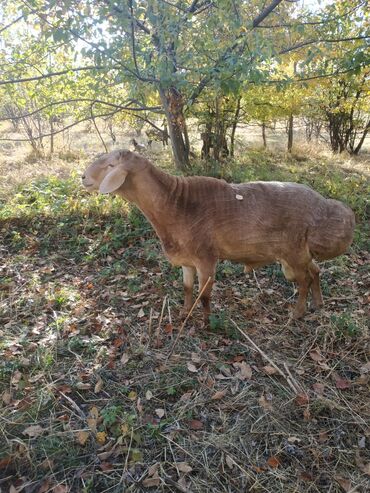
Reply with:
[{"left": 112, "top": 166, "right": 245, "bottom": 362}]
[
  {"left": 353, "top": 120, "right": 370, "bottom": 155},
  {"left": 159, "top": 87, "right": 189, "bottom": 171},
  {"left": 50, "top": 118, "right": 54, "bottom": 155},
  {"left": 262, "top": 122, "right": 267, "bottom": 148},
  {"left": 230, "top": 96, "right": 241, "bottom": 158},
  {"left": 287, "top": 114, "right": 293, "bottom": 152}
]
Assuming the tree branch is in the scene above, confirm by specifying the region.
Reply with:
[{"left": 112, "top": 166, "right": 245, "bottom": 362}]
[
  {"left": 0, "top": 109, "right": 121, "bottom": 142},
  {"left": 279, "top": 35, "right": 370, "bottom": 55},
  {"left": 189, "top": 0, "right": 284, "bottom": 103},
  {"left": 252, "top": 0, "right": 284, "bottom": 28},
  {"left": 0, "top": 66, "right": 115, "bottom": 86},
  {"left": 90, "top": 103, "right": 108, "bottom": 152},
  {"left": 264, "top": 65, "right": 367, "bottom": 84},
  {"left": 21, "top": 0, "right": 158, "bottom": 83},
  {"left": 0, "top": 99, "right": 163, "bottom": 122},
  {"left": 0, "top": 14, "right": 25, "bottom": 34}
]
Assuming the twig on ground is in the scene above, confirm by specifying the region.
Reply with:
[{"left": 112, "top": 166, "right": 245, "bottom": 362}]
[
  {"left": 231, "top": 319, "right": 302, "bottom": 394},
  {"left": 167, "top": 277, "right": 212, "bottom": 361},
  {"left": 155, "top": 295, "right": 167, "bottom": 347},
  {"left": 59, "top": 392, "right": 86, "bottom": 419},
  {"left": 147, "top": 307, "right": 153, "bottom": 343}
]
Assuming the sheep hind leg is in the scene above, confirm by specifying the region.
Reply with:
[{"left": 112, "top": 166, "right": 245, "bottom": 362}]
[
  {"left": 292, "top": 268, "right": 312, "bottom": 319},
  {"left": 196, "top": 262, "right": 217, "bottom": 324},
  {"left": 181, "top": 266, "right": 196, "bottom": 317},
  {"left": 309, "top": 260, "right": 323, "bottom": 310}
]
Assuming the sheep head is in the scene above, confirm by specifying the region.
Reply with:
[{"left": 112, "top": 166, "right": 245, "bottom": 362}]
[{"left": 81, "top": 149, "right": 148, "bottom": 194}]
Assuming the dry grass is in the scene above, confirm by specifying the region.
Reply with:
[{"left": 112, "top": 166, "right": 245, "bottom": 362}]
[{"left": 0, "top": 128, "right": 369, "bottom": 492}]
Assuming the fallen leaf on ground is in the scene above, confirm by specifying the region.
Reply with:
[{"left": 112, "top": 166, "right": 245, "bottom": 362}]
[
  {"left": 87, "top": 406, "right": 99, "bottom": 432},
  {"left": 294, "top": 393, "right": 309, "bottom": 406},
  {"left": 299, "top": 471, "right": 314, "bottom": 481},
  {"left": 189, "top": 419, "right": 203, "bottom": 430},
  {"left": 234, "top": 361, "right": 252, "bottom": 380},
  {"left": 180, "top": 391, "right": 193, "bottom": 401},
  {"left": 318, "top": 430, "right": 329, "bottom": 443},
  {"left": 77, "top": 430, "right": 89, "bottom": 446},
  {"left": 287, "top": 436, "right": 301, "bottom": 443},
  {"left": 23, "top": 425, "right": 45, "bottom": 437},
  {"left": 75, "top": 382, "right": 91, "bottom": 390},
  {"left": 258, "top": 393, "right": 273, "bottom": 411},
  {"left": 94, "top": 376, "right": 103, "bottom": 393},
  {"left": 211, "top": 389, "right": 227, "bottom": 400},
  {"left": 0, "top": 456, "right": 12, "bottom": 469},
  {"left": 100, "top": 461, "right": 113, "bottom": 471},
  {"left": 355, "top": 451, "right": 370, "bottom": 476},
  {"left": 11, "top": 370, "right": 22, "bottom": 386},
  {"left": 121, "top": 353, "right": 129, "bottom": 365},
  {"left": 191, "top": 352, "right": 201, "bottom": 363},
  {"left": 267, "top": 456, "right": 280, "bottom": 468},
  {"left": 225, "top": 455, "right": 235, "bottom": 469},
  {"left": 262, "top": 365, "right": 278, "bottom": 375},
  {"left": 53, "top": 485, "right": 69, "bottom": 493},
  {"left": 335, "top": 476, "right": 351, "bottom": 492},
  {"left": 187, "top": 362, "right": 198, "bottom": 373},
  {"left": 335, "top": 377, "right": 351, "bottom": 390},
  {"left": 155, "top": 408, "right": 165, "bottom": 418},
  {"left": 164, "top": 323, "right": 173, "bottom": 334},
  {"left": 360, "top": 362, "right": 370, "bottom": 374},
  {"left": 309, "top": 350, "right": 325, "bottom": 362},
  {"left": 96, "top": 431, "right": 107, "bottom": 445},
  {"left": 143, "top": 477, "right": 161, "bottom": 487},
  {"left": 2, "top": 391, "right": 11, "bottom": 405},
  {"left": 177, "top": 462, "right": 192, "bottom": 473},
  {"left": 148, "top": 463, "right": 159, "bottom": 476},
  {"left": 312, "top": 383, "right": 325, "bottom": 396},
  {"left": 146, "top": 390, "right": 153, "bottom": 400},
  {"left": 128, "top": 391, "right": 137, "bottom": 400}
]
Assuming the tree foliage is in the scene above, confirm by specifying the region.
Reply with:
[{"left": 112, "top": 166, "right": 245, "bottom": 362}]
[{"left": 0, "top": 0, "right": 369, "bottom": 164}]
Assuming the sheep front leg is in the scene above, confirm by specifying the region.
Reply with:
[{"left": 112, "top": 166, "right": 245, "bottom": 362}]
[
  {"left": 182, "top": 266, "right": 196, "bottom": 315},
  {"left": 309, "top": 261, "right": 323, "bottom": 310},
  {"left": 196, "top": 262, "right": 216, "bottom": 323}
]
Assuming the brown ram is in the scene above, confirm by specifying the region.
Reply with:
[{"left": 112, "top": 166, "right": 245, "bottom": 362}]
[{"left": 82, "top": 150, "right": 355, "bottom": 320}]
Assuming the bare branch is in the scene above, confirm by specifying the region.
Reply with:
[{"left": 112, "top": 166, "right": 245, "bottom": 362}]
[
  {"left": 0, "top": 99, "right": 163, "bottom": 122},
  {"left": 279, "top": 35, "right": 370, "bottom": 55},
  {"left": 0, "top": 66, "right": 115, "bottom": 86},
  {"left": 90, "top": 104, "right": 108, "bottom": 152},
  {"left": 264, "top": 65, "right": 367, "bottom": 85},
  {"left": 0, "top": 109, "right": 121, "bottom": 142},
  {"left": 0, "top": 14, "right": 25, "bottom": 34}
]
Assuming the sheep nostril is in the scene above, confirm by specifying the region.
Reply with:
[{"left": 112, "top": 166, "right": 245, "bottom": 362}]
[{"left": 82, "top": 175, "right": 86, "bottom": 180}]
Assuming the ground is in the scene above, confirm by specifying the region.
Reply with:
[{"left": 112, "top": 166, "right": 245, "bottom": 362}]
[{"left": 0, "top": 130, "right": 369, "bottom": 493}]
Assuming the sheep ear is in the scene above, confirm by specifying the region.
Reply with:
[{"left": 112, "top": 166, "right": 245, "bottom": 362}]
[{"left": 99, "top": 167, "right": 128, "bottom": 194}]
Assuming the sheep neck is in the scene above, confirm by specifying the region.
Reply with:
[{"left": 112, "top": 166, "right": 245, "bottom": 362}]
[{"left": 120, "top": 164, "right": 182, "bottom": 236}]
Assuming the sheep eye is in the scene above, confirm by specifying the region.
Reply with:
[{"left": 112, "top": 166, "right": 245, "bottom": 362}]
[{"left": 108, "top": 164, "right": 115, "bottom": 168}]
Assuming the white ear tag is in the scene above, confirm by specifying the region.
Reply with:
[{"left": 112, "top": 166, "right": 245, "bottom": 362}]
[{"left": 235, "top": 194, "right": 243, "bottom": 200}]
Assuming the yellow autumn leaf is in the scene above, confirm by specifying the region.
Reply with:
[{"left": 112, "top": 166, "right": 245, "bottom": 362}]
[
  {"left": 77, "top": 430, "right": 89, "bottom": 446},
  {"left": 121, "top": 423, "right": 129, "bottom": 436},
  {"left": 96, "top": 431, "right": 107, "bottom": 445},
  {"left": 87, "top": 406, "right": 99, "bottom": 432}
]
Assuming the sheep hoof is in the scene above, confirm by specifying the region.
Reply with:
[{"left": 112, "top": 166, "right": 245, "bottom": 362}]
[
  {"left": 292, "top": 307, "right": 306, "bottom": 320},
  {"left": 180, "top": 307, "right": 191, "bottom": 320},
  {"left": 311, "top": 300, "right": 324, "bottom": 311}
]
